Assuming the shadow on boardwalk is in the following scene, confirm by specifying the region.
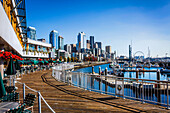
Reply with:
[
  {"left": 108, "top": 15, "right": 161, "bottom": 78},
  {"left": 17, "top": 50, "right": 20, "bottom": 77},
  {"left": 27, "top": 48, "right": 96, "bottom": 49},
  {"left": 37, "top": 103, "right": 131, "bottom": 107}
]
[{"left": 41, "top": 73, "right": 147, "bottom": 113}]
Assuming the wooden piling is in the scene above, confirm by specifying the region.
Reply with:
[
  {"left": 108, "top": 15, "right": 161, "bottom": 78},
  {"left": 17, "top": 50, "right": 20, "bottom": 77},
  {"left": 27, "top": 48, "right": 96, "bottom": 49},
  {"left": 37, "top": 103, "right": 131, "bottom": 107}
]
[{"left": 92, "top": 66, "right": 94, "bottom": 74}]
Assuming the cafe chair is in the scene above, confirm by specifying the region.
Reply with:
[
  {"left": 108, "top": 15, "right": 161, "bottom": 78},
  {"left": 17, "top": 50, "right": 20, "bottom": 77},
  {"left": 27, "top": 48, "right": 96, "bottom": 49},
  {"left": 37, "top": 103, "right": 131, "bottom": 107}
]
[
  {"left": 24, "top": 93, "right": 36, "bottom": 113},
  {"left": 6, "top": 103, "right": 26, "bottom": 113}
]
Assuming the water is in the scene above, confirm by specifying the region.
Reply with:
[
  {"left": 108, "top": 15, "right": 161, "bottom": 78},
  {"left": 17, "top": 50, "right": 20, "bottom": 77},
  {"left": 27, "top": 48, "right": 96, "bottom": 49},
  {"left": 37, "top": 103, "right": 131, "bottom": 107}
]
[
  {"left": 73, "top": 63, "right": 170, "bottom": 107},
  {"left": 75, "top": 63, "right": 169, "bottom": 80}
]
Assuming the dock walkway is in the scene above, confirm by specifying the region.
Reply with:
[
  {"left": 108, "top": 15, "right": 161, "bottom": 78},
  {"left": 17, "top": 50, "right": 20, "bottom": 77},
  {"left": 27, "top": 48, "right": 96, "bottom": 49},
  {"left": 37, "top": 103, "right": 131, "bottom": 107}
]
[{"left": 16, "top": 70, "right": 169, "bottom": 112}]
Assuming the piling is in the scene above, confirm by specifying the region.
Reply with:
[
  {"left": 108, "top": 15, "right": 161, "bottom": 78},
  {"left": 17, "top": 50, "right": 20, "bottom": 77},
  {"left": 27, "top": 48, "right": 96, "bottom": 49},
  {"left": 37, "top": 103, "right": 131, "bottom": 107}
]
[
  {"left": 99, "top": 67, "right": 101, "bottom": 75},
  {"left": 156, "top": 69, "right": 161, "bottom": 104},
  {"left": 105, "top": 67, "right": 107, "bottom": 80},
  {"left": 92, "top": 66, "right": 94, "bottom": 74},
  {"left": 136, "top": 69, "right": 139, "bottom": 82}
]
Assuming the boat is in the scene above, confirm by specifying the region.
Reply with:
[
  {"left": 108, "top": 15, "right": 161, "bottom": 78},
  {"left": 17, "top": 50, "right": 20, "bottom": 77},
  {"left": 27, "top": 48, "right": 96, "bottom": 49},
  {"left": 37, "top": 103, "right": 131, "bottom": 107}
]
[
  {"left": 123, "top": 62, "right": 129, "bottom": 68},
  {"left": 109, "top": 62, "right": 120, "bottom": 69},
  {"left": 151, "top": 63, "right": 159, "bottom": 68},
  {"left": 144, "top": 62, "right": 151, "bottom": 68},
  {"left": 160, "top": 66, "right": 170, "bottom": 74}
]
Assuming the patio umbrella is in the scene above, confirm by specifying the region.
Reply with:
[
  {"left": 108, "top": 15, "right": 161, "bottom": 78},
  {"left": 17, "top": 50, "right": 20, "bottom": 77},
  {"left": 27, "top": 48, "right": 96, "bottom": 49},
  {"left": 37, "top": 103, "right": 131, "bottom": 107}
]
[
  {"left": 48, "top": 59, "right": 53, "bottom": 63},
  {"left": 6, "top": 57, "right": 16, "bottom": 86},
  {"left": 44, "top": 60, "right": 48, "bottom": 65},
  {"left": 0, "top": 72, "right": 6, "bottom": 98},
  {"left": 6, "top": 57, "right": 16, "bottom": 75},
  {"left": 15, "top": 59, "right": 21, "bottom": 70}
]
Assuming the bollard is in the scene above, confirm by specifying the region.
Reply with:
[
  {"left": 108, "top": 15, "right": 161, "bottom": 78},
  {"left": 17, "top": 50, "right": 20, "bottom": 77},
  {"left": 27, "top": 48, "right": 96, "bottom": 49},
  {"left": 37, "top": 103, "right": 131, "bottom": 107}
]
[
  {"left": 99, "top": 67, "right": 101, "bottom": 75},
  {"left": 38, "top": 91, "right": 41, "bottom": 113},
  {"left": 23, "top": 83, "right": 25, "bottom": 103},
  {"left": 92, "top": 66, "right": 94, "bottom": 74}
]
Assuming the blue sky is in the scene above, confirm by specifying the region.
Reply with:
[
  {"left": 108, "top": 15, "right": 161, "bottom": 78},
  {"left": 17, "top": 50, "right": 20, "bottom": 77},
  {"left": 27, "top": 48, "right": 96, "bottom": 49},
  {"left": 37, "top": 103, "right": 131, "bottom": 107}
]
[{"left": 26, "top": 0, "right": 170, "bottom": 57}]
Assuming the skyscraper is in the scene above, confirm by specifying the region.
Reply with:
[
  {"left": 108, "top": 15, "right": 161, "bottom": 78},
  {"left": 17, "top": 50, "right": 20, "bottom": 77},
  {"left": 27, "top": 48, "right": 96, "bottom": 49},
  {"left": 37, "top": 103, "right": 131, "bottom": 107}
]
[
  {"left": 64, "top": 44, "right": 72, "bottom": 53},
  {"left": 27, "top": 26, "right": 36, "bottom": 40},
  {"left": 96, "top": 42, "right": 102, "bottom": 49},
  {"left": 90, "top": 36, "right": 94, "bottom": 49},
  {"left": 86, "top": 40, "right": 90, "bottom": 49},
  {"left": 71, "top": 44, "right": 77, "bottom": 52},
  {"left": 58, "top": 36, "right": 64, "bottom": 50},
  {"left": 105, "top": 46, "right": 111, "bottom": 53},
  {"left": 77, "top": 32, "right": 86, "bottom": 52},
  {"left": 49, "top": 30, "right": 59, "bottom": 49}
]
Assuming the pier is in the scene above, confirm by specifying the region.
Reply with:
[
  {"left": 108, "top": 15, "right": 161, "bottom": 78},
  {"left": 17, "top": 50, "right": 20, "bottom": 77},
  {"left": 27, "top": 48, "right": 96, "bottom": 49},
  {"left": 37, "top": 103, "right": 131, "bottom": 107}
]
[{"left": 15, "top": 69, "right": 170, "bottom": 112}]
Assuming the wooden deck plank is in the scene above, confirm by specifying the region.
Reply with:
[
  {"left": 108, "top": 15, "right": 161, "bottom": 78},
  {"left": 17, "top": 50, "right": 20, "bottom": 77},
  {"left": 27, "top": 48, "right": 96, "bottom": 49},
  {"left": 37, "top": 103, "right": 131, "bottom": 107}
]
[{"left": 15, "top": 70, "right": 169, "bottom": 113}]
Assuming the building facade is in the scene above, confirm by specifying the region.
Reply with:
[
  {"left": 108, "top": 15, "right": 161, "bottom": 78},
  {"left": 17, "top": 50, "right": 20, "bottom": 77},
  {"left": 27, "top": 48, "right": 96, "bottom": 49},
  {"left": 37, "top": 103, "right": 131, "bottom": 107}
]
[
  {"left": 64, "top": 44, "right": 72, "bottom": 54},
  {"left": 49, "top": 30, "right": 59, "bottom": 49},
  {"left": 90, "top": 36, "right": 94, "bottom": 49},
  {"left": 77, "top": 32, "right": 86, "bottom": 52},
  {"left": 96, "top": 42, "right": 102, "bottom": 49},
  {"left": 27, "top": 26, "right": 36, "bottom": 40},
  {"left": 105, "top": 46, "right": 111, "bottom": 53},
  {"left": 58, "top": 36, "right": 64, "bottom": 50},
  {"left": 86, "top": 40, "right": 90, "bottom": 49}
]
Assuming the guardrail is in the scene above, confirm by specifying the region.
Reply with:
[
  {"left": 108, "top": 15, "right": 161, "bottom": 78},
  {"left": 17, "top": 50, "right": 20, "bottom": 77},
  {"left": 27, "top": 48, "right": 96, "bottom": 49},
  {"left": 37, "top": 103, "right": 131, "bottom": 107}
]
[
  {"left": 52, "top": 66, "right": 170, "bottom": 109},
  {"left": 16, "top": 81, "right": 55, "bottom": 113}
]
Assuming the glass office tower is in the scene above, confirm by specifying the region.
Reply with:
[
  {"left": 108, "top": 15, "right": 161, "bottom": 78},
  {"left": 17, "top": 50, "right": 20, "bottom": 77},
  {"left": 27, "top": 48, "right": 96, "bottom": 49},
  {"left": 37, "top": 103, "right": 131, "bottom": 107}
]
[
  {"left": 49, "top": 30, "right": 59, "bottom": 49},
  {"left": 27, "top": 26, "right": 36, "bottom": 40}
]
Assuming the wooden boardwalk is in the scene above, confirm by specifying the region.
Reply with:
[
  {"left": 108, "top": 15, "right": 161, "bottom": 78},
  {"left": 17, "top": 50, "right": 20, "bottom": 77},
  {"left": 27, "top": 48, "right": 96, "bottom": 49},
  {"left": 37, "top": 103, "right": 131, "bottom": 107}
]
[{"left": 16, "top": 70, "right": 169, "bottom": 113}]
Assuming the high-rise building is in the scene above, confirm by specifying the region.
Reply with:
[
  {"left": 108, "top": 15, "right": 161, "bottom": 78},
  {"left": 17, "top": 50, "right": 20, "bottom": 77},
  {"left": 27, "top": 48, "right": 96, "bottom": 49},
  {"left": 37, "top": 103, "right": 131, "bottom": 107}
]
[
  {"left": 96, "top": 42, "right": 102, "bottom": 49},
  {"left": 105, "top": 46, "right": 111, "bottom": 53},
  {"left": 90, "top": 36, "right": 94, "bottom": 49},
  {"left": 64, "top": 44, "right": 72, "bottom": 53},
  {"left": 94, "top": 42, "right": 98, "bottom": 48},
  {"left": 58, "top": 36, "right": 64, "bottom": 50},
  {"left": 49, "top": 30, "right": 59, "bottom": 49},
  {"left": 27, "top": 26, "right": 36, "bottom": 40},
  {"left": 71, "top": 44, "right": 77, "bottom": 52},
  {"left": 77, "top": 32, "right": 86, "bottom": 52},
  {"left": 86, "top": 40, "right": 90, "bottom": 49}
]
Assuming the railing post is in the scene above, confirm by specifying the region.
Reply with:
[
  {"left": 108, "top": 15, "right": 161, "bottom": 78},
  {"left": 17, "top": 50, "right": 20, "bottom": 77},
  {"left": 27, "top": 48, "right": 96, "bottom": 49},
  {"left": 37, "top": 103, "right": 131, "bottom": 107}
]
[
  {"left": 115, "top": 78, "right": 117, "bottom": 97},
  {"left": 77, "top": 73, "right": 79, "bottom": 87},
  {"left": 38, "top": 91, "right": 41, "bottom": 113},
  {"left": 100, "top": 75, "right": 103, "bottom": 94},
  {"left": 23, "top": 83, "right": 25, "bottom": 103},
  {"left": 142, "top": 80, "right": 145, "bottom": 104},
  {"left": 85, "top": 74, "right": 87, "bottom": 90},
  {"left": 167, "top": 82, "right": 169, "bottom": 109},
  {"left": 122, "top": 78, "right": 125, "bottom": 99}
]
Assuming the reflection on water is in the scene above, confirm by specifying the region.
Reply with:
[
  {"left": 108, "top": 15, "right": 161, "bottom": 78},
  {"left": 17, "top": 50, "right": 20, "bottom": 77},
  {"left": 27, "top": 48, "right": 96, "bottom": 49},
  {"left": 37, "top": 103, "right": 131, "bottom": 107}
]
[
  {"left": 74, "top": 63, "right": 170, "bottom": 106},
  {"left": 75, "top": 64, "right": 169, "bottom": 80}
]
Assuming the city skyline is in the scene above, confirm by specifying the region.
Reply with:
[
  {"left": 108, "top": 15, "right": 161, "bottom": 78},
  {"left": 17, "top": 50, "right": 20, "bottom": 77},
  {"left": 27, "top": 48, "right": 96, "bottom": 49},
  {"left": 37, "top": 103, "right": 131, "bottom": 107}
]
[{"left": 26, "top": 0, "right": 170, "bottom": 57}]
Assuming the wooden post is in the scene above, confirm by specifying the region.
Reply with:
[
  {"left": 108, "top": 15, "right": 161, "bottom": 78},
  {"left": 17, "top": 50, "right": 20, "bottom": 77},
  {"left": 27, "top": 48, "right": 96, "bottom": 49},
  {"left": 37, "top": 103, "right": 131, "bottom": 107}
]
[
  {"left": 99, "top": 67, "right": 101, "bottom": 75},
  {"left": 105, "top": 67, "right": 107, "bottom": 80},
  {"left": 157, "top": 69, "right": 161, "bottom": 104},
  {"left": 92, "top": 66, "right": 94, "bottom": 74},
  {"left": 136, "top": 69, "right": 139, "bottom": 82}
]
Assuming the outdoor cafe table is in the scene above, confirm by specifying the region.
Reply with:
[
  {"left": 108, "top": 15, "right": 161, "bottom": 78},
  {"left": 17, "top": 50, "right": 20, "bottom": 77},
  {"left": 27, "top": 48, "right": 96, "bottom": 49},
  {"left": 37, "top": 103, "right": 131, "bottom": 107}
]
[{"left": 0, "top": 102, "right": 19, "bottom": 113}]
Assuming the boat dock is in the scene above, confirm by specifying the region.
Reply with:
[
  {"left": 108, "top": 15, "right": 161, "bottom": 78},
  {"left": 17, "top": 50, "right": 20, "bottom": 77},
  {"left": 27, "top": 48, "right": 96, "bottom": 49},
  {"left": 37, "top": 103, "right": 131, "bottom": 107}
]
[{"left": 16, "top": 70, "right": 169, "bottom": 112}]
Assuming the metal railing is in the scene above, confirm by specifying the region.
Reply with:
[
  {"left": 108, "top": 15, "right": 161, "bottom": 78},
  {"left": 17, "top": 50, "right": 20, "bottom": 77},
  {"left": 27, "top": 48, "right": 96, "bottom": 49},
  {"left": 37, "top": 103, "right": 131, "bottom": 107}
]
[
  {"left": 52, "top": 66, "right": 170, "bottom": 109},
  {"left": 16, "top": 81, "right": 55, "bottom": 113}
]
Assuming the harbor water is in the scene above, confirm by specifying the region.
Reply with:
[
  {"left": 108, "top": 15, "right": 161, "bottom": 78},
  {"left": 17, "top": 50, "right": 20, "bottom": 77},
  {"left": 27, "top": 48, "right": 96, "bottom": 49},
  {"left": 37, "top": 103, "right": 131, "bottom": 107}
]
[{"left": 73, "top": 63, "right": 170, "bottom": 106}]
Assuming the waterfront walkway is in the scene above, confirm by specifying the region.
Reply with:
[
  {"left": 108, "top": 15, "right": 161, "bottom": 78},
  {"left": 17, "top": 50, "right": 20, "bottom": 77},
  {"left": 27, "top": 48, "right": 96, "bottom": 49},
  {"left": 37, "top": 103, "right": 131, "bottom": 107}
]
[{"left": 16, "top": 70, "right": 169, "bottom": 112}]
